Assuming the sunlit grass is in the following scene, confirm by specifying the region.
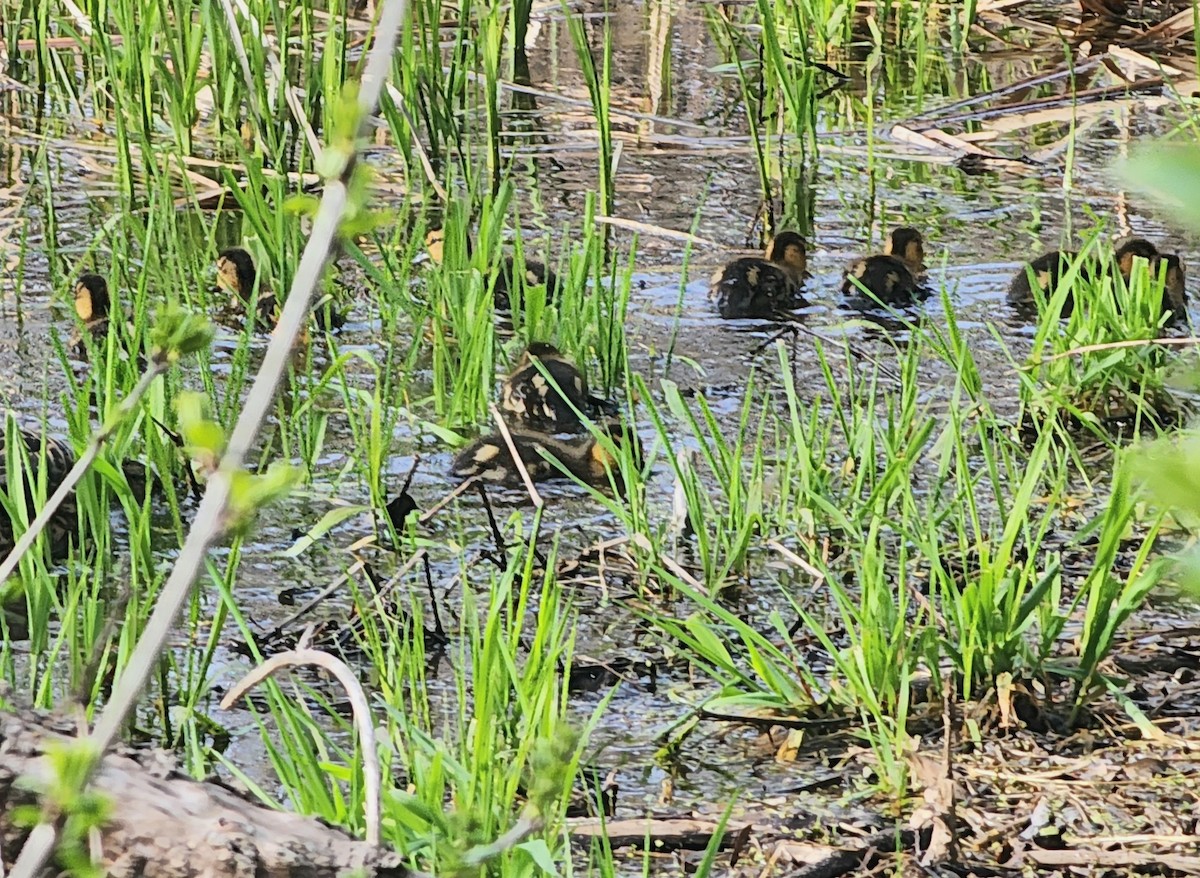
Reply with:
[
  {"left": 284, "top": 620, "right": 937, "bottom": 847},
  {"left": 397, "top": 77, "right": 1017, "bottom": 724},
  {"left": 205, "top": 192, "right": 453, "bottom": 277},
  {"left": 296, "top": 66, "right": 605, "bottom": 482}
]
[{"left": 0, "top": 0, "right": 1191, "bottom": 871}]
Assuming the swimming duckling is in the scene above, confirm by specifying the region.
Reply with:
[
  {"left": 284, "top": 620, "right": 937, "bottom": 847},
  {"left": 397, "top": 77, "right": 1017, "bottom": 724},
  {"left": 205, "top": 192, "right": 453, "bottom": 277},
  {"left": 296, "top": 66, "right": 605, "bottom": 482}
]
[
  {"left": 1006, "top": 250, "right": 1085, "bottom": 310},
  {"left": 0, "top": 426, "right": 79, "bottom": 557},
  {"left": 450, "top": 420, "right": 640, "bottom": 488},
  {"left": 217, "top": 248, "right": 278, "bottom": 330},
  {"left": 710, "top": 231, "right": 807, "bottom": 319},
  {"left": 424, "top": 228, "right": 560, "bottom": 311},
  {"left": 74, "top": 274, "right": 110, "bottom": 337},
  {"left": 500, "top": 343, "right": 615, "bottom": 433},
  {"left": 0, "top": 419, "right": 161, "bottom": 559},
  {"left": 842, "top": 227, "right": 926, "bottom": 305},
  {"left": 216, "top": 248, "right": 346, "bottom": 332},
  {"left": 70, "top": 273, "right": 113, "bottom": 356},
  {"left": 1008, "top": 237, "right": 1187, "bottom": 320}
]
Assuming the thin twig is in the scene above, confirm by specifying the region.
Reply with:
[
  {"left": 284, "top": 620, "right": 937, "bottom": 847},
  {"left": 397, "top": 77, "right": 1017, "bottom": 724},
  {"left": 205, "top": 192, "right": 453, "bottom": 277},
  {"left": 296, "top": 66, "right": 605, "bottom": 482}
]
[
  {"left": 475, "top": 482, "right": 509, "bottom": 568},
  {"left": 418, "top": 475, "right": 480, "bottom": 524},
  {"left": 384, "top": 83, "right": 448, "bottom": 202},
  {"left": 7, "top": 2, "right": 409, "bottom": 875},
  {"left": 593, "top": 214, "right": 720, "bottom": 248},
  {"left": 219, "top": 649, "right": 382, "bottom": 846},
  {"left": 489, "top": 404, "right": 542, "bottom": 509},
  {"left": 1022, "top": 334, "right": 1200, "bottom": 368}
]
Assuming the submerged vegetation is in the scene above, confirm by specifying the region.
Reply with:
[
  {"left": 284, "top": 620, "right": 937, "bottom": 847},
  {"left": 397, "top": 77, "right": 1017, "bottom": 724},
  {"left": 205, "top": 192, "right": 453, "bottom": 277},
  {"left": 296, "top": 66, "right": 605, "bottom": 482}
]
[{"left": 1, "top": 0, "right": 1199, "bottom": 874}]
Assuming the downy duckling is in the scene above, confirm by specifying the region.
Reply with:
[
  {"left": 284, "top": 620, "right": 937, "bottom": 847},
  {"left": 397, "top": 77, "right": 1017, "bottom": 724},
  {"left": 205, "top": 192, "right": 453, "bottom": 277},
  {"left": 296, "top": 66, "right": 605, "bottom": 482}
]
[
  {"left": 1006, "top": 249, "right": 1085, "bottom": 309},
  {"left": 0, "top": 425, "right": 104, "bottom": 557},
  {"left": 710, "top": 231, "right": 807, "bottom": 319},
  {"left": 71, "top": 274, "right": 112, "bottom": 355},
  {"left": 217, "top": 248, "right": 278, "bottom": 330},
  {"left": 500, "top": 343, "right": 614, "bottom": 433},
  {"left": 424, "top": 228, "right": 561, "bottom": 311},
  {"left": 74, "top": 274, "right": 110, "bottom": 338},
  {"left": 842, "top": 227, "right": 926, "bottom": 305},
  {"left": 0, "top": 427, "right": 77, "bottom": 557},
  {"left": 1008, "top": 237, "right": 1187, "bottom": 320},
  {"left": 70, "top": 273, "right": 149, "bottom": 369},
  {"left": 450, "top": 420, "right": 640, "bottom": 489},
  {"left": 216, "top": 248, "right": 346, "bottom": 332}
]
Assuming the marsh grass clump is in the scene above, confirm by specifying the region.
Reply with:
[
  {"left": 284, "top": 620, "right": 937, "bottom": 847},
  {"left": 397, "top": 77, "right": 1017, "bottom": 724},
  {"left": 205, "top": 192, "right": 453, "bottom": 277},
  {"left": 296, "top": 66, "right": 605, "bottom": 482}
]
[{"left": 1016, "top": 237, "right": 1188, "bottom": 438}]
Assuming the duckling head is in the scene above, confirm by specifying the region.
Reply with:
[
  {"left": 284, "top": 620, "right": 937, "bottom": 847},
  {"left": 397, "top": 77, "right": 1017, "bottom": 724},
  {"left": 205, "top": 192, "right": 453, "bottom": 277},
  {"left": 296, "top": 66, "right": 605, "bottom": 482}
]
[
  {"left": 424, "top": 228, "right": 446, "bottom": 265},
  {"left": 1115, "top": 237, "right": 1160, "bottom": 280},
  {"left": 523, "top": 341, "right": 564, "bottom": 362},
  {"left": 886, "top": 227, "right": 925, "bottom": 272},
  {"left": 217, "top": 248, "right": 258, "bottom": 303},
  {"left": 74, "top": 274, "right": 110, "bottom": 322},
  {"left": 765, "top": 231, "right": 808, "bottom": 280},
  {"left": 586, "top": 420, "right": 643, "bottom": 482},
  {"left": 425, "top": 227, "right": 475, "bottom": 265}
]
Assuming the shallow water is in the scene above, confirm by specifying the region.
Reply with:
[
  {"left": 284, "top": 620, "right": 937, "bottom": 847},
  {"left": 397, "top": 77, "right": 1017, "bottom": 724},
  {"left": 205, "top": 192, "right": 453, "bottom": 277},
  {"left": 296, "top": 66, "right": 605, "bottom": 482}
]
[{"left": 1, "top": 0, "right": 1198, "bottom": 847}]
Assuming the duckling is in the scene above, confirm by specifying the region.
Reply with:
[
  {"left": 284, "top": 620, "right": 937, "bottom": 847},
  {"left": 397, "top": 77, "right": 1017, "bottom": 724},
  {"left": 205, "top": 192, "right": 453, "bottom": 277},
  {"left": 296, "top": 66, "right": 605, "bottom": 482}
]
[
  {"left": 216, "top": 248, "right": 346, "bottom": 333},
  {"left": 842, "top": 227, "right": 926, "bottom": 305},
  {"left": 1006, "top": 249, "right": 1085, "bottom": 310},
  {"left": 710, "top": 231, "right": 807, "bottom": 319},
  {"left": 500, "top": 343, "right": 615, "bottom": 433},
  {"left": 217, "top": 248, "right": 278, "bottom": 330},
  {"left": 0, "top": 426, "right": 78, "bottom": 557},
  {"left": 450, "top": 420, "right": 640, "bottom": 488},
  {"left": 73, "top": 274, "right": 110, "bottom": 338},
  {"left": 1008, "top": 237, "right": 1186, "bottom": 319},
  {"left": 0, "top": 420, "right": 161, "bottom": 559},
  {"left": 424, "top": 228, "right": 560, "bottom": 311}
]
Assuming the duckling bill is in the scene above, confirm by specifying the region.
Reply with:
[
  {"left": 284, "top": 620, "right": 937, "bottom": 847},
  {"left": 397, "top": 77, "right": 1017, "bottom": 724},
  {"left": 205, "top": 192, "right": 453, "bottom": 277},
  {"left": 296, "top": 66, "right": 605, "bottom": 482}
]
[
  {"left": 842, "top": 227, "right": 926, "bottom": 305},
  {"left": 711, "top": 231, "right": 807, "bottom": 319},
  {"left": 450, "top": 422, "right": 639, "bottom": 489},
  {"left": 500, "top": 343, "right": 615, "bottom": 434},
  {"left": 425, "top": 228, "right": 561, "bottom": 311}
]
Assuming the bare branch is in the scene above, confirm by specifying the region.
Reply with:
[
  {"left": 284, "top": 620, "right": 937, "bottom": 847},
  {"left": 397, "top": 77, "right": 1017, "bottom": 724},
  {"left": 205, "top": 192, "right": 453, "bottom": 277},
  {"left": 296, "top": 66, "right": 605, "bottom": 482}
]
[{"left": 220, "top": 649, "right": 382, "bottom": 846}]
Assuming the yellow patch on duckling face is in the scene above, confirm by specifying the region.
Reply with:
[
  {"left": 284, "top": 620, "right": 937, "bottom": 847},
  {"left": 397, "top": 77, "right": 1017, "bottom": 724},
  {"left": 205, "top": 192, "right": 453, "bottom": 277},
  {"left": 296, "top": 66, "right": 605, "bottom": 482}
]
[
  {"left": 216, "top": 256, "right": 240, "bottom": 296},
  {"left": 1166, "top": 263, "right": 1187, "bottom": 298},
  {"left": 590, "top": 440, "right": 617, "bottom": 475},
  {"left": 903, "top": 239, "right": 925, "bottom": 269},
  {"left": 746, "top": 265, "right": 760, "bottom": 286},
  {"left": 779, "top": 244, "right": 807, "bottom": 275},
  {"left": 424, "top": 229, "right": 446, "bottom": 264},
  {"left": 1118, "top": 250, "right": 1138, "bottom": 279},
  {"left": 525, "top": 269, "right": 540, "bottom": 286},
  {"left": 1034, "top": 269, "right": 1053, "bottom": 292},
  {"left": 74, "top": 283, "right": 93, "bottom": 321}
]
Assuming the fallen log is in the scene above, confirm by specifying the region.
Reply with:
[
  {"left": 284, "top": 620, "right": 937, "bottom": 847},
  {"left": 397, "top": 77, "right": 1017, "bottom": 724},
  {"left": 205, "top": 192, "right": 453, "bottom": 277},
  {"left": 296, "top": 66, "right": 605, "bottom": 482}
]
[{"left": 0, "top": 706, "right": 409, "bottom": 878}]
